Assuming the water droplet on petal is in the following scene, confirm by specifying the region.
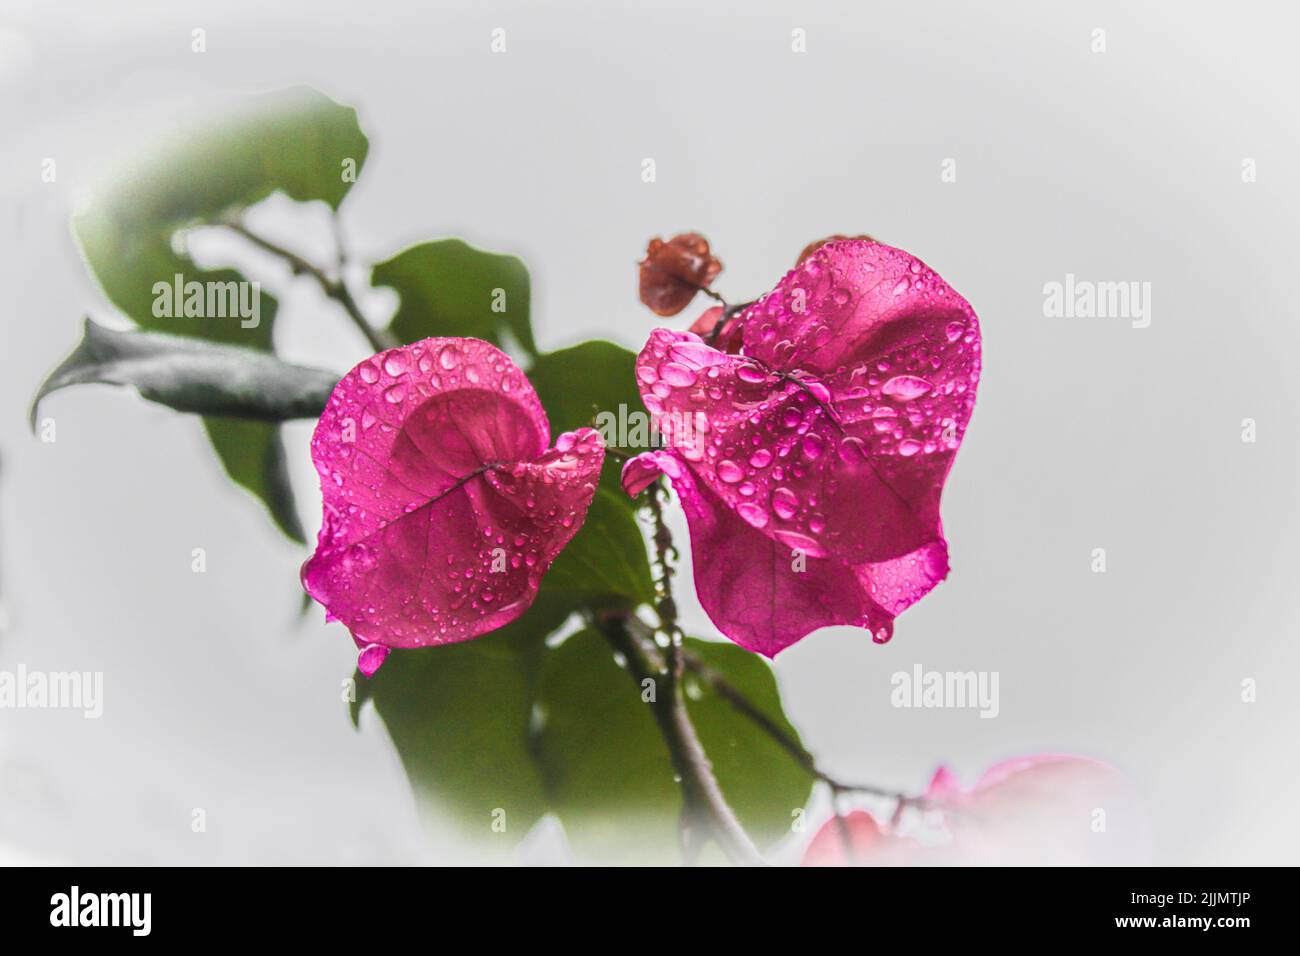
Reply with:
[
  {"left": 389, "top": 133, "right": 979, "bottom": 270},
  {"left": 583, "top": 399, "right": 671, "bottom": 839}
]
[
  {"left": 772, "top": 487, "right": 799, "bottom": 519},
  {"left": 438, "top": 344, "right": 462, "bottom": 370},
  {"left": 881, "top": 375, "right": 933, "bottom": 401},
  {"left": 660, "top": 362, "right": 696, "bottom": 387},
  {"left": 357, "top": 643, "right": 390, "bottom": 677},
  {"left": 717, "top": 459, "right": 744, "bottom": 483}
]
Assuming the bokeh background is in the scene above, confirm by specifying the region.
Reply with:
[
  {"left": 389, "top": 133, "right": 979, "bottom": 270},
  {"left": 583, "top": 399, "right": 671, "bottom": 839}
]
[{"left": 1, "top": 0, "right": 1296, "bottom": 864}]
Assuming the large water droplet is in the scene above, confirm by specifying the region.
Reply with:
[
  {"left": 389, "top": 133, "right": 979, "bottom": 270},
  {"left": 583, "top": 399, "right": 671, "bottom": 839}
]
[
  {"left": 736, "top": 501, "right": 769, "bottom": 528},
  {"left": 717, "top": 459, "right": 744, "bottom": 483},
  {"left": 772, "top": 487, "right": 799, "bottom": 519},
  {"left": 357, "top": 643, "right": 390, "bottom": 677},
  {"left": 438, "top": 344, "right": 462, "bottom": 370},
  {"left": 881, "top": 375, "right": 933, "bottom": 401},
  {"left": 660, "top": 362, "right": 696, "bottom": 387}
]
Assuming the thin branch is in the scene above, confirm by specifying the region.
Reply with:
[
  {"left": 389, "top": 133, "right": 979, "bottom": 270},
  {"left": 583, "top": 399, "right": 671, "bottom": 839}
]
[
  {"left": 597, "top": 610, "right": 767, "bottom": 867},
  {"left": 223, "top": 218, "right": 400, "bottom": 354},
  {"left": 699, "top": 286, "right": 728, "bottom": 308},
  {"left": 681, "top": 650, "right": 929, "bottom": 810}
]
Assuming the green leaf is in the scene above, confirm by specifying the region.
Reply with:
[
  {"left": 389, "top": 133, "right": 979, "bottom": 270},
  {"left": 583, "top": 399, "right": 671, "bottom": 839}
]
[
  {"left": 533, "top": 628, "right": 676, "bottom": 862},
  {"left": 533, "top": 631, "right": 813, "bottom": 862},
  {"left": 69, "top": 86, "right": 368, "bottom": 541},
  {"left": 354, "top": 598, "right": 569, "bottom": 842},
  {"left": 682, "top": 638, "right": 814, "bottom": 848},
  {"left": 543, "top": 488, "right": 654, "bottom": 607},
  {"left": 528, "top": 340, "right": 647, "bottom": 493},
  {"left": 527, "top": 340, "right": 643, "bottom": 436},
  {"left": 372, "top": 239, "right": 535, "bottom": 356},
  {"left": 31, "top": 320, "right": 339, "bottom": 427},
  {"left": 206, "top": 419, "right": 304, "bottom": 541}
]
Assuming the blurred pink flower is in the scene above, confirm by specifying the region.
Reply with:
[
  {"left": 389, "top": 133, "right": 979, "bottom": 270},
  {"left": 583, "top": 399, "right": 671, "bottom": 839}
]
[
  {"left": 803, "top": 756, "right": 1151, "bottom": 866},
  {"left": 622, "top": 240, "right": 980, "bottom": 656},
  {"left": 302, "top": 337, "right": 604, "bottom": 675}
]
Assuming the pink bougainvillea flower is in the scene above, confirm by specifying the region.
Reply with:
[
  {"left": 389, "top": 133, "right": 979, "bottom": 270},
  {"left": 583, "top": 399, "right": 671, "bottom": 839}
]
[
  {"left": 622, "top": 239, "right": 980, "bottom": 656},
  {"left": 802, "top": 756, "right": 1151, "bottom": 866},
  {"left": 302, "top": 337, "right": 604, "bottom": 675}
]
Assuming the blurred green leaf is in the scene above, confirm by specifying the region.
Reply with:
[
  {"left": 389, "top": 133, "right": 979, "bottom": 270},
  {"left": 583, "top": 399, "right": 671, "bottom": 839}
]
[
  {"left": 353, "top": 598, "right": 570, "bottom": 840},
  {"left": 32, "top": 319, "right": 338, "bottom": 427},
  {"left": 533, "top": 631, "right": 812, "bottom": 862},
  {"left": 372, "top": 239, "right": 535, "bottom": 356},
  {"left": 543, "top": 488, "right": 654, "bottom": 607},
  {"left": 683, "top": 639, "right": 814, "bottom": 848},
  {"left": 69, "top": 86, "right": 368, "bottom": 541}
]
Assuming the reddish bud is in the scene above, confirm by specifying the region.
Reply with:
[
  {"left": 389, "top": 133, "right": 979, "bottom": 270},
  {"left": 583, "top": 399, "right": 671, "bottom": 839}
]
[{"left": 638, "top": 232, "right": 722, "bottom": 316}]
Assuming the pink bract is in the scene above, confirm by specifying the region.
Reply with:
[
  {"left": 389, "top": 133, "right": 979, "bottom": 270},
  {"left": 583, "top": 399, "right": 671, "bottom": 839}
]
[
  {"left": 302, "top": 337, "right": 604, "bottom": 671},
  {"left": 802, "top": 756, "right": 1151, "bottom": 866},
  {"left": 622, "top": 240, "right": 980, "bottom": 656}
]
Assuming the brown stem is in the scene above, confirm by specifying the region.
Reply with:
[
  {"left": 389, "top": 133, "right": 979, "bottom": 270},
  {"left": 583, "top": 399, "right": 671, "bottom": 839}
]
[
  {"left": 597, "top": 610, "right": 767, "bottom": 866},
  {"left": 223, "top": 219, "right": 400, "bottom": 354}
]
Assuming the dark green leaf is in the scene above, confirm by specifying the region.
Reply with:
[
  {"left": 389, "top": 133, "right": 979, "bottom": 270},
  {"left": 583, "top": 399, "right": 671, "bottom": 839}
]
[
  {"left": 69, "top": 86, "right": 368, "bottom": 541},
  {"left": 528, "top": 340, "right": 647, "bottom": 493},
  {"left": 534, "top": 631, "right": 813, "bottom": 862},
  {"left": 527, "top": 340, "right": 643, "bottom": 436},
  {"left": 31, "top": 320, "right": 338, "bottom": 428},
  {"left": 543, "top": 488, "right": 654, "bottom": 607},
  {"left": 533, "top": 628, "right": 676, "bottom": 861},
  {"left": 373, "top": 239, "right": 535, "bottom": 356},
  {"left": 354, "top": 598, "right": 569, "bottom": 842}
]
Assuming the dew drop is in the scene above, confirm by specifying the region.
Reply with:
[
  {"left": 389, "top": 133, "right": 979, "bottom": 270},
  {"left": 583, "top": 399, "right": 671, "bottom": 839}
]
[
  {"left": 772, "top": 487, "right": 799, "bottom": 519},
  {"left": 660, "top": 362, "right": 696, "bottom": 387},
  {"left": 881, "top": 375, "right": 933, "bottom": 401},
  {"left": 438, "top": 345, "right": 461, "bottom": 370},
  {"left": 717, "top": 459, "right": 744, "bottom": 483}
]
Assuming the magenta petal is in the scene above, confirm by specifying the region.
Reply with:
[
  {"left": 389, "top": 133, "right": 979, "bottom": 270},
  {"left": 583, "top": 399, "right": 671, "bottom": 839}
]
[
  {"left": 626, "top": 450, "right": 894, "bottom": 656},
  {"left": 302, "top": 338, "right": 604, "bottom": 650},
  {"left": 629, "top": 240, "right": 978, "bottom": 654},
  {"left": 740, "top": 239, "right": 980, "bottom": 380}
]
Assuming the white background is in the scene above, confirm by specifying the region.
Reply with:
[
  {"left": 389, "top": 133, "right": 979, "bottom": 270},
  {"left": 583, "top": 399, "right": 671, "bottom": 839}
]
[{"left": 1, "top": 0, "right": 1297, "bottom": 864}]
